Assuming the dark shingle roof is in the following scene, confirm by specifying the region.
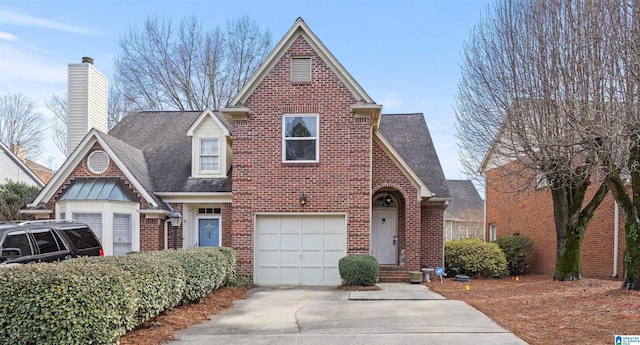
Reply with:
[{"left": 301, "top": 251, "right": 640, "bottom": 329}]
[
  {"left": 378, "top": 114, "right": 450, "bottom": 199},
  {"left": 444, "top": 180, "right": 483, "bottom": 219},
  {"left": 107, "top": 111, "right": 232, "bottom": 193}
]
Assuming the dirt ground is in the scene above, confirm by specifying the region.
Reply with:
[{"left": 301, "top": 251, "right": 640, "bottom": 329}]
[
  {"left": 428, "top": 274, "right": 640, "bottom": 345},
  {"left": 120, "top": 275, "right": 640, "bottom": 345},
  {"left": 119, "top": 287, "right": 246, "bottom": 345}
]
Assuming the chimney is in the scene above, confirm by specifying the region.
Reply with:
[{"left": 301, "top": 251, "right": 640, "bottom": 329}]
[{"left": 67, "top": 57, "right": 108, "bottom": 156}]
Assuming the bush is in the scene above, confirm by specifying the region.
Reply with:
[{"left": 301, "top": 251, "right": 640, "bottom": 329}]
[
  {"left": 81, "top": 253, "right": 186, "bottom": 325},
  {"left": 445, "top": 239, "right": 507, "bottom": 278},
  {"left": 495, "top": 235, "right": 534, "bottom": 276},
  {"left": 339, "top": 254, "right": 379, "bottom": 286},
  {"left": 0, "top": 247, "right": 237, "bottom": 344},
  {"left": 154, "top": 247, "right": 236, "bottom": 304},
  {"left": 0, "top": 260, "right": 137, "bottom": 345}
]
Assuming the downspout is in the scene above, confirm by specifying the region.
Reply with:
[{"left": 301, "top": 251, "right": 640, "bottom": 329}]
[{"left": 613, "top": 202, "right": 619, "bottom": 277}]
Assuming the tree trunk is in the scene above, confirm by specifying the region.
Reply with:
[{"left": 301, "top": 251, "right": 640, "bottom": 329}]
[
  {"left": 623, "top": 221, "right": 640, "bottom": 290},
  {"left": 554, "top": 223, "right": 583, "bottom": 281},
  {"left": 551, "top": 180, "right": 609, "bottom": 281}
]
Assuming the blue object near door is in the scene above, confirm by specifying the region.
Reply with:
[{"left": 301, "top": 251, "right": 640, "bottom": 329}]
[{"left": 198, "top": 219, "right": 220, "bottom": 247}]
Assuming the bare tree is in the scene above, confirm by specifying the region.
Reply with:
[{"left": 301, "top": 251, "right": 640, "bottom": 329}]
[
  {"left": 114, "top": 15, "right": 271, "bottom": 112},
  {"left": 456, "top": 0, "right": 615, "bottom": 281},
  {"left": 46, "top": 93, "right": 67, "bottom": 155},
  {"left": 589, "top": 0, "right": 640, "bottom": 290},
  {"left": 0, "top": 93, "right": 44, "bottom": 160}
]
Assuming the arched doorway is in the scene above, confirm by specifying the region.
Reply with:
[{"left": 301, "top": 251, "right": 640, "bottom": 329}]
[{"left": 371, "top": 193, "right": 398, "bottom": 264}]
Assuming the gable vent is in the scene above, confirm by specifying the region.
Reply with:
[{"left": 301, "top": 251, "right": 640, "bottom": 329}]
[
  {"left": 87, "top": 150, "right": 109, "bottom": 174},
  {"left": 291, "top": 56, "right": 311, "bottom": 82}
]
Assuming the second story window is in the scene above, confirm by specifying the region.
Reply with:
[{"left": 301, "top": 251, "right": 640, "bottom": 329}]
[
  {"left": 200, "top": 139, "right": 219, "bottom": 172},
  {"left": 283, "top": 115, "right": 318, "bottom": 162}
]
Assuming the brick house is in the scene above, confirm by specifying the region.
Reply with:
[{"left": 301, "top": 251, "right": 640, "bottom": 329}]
[
  {"left": 24, "top": 18, "right": 450, "bottom": 285},
  {"left": 483, "top": 154, "right": 624, "bottom": 280}
]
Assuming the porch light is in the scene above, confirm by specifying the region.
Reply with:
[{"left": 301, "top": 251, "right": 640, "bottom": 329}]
[
  {"left": 170, "top": 209, "right": 182, "bottom": 250},
  {"left": 384, "top": 194, "right": 392, "bottom": 206},
  {"left": 299, "top": 193, "right": 308, "bottom": 206}
]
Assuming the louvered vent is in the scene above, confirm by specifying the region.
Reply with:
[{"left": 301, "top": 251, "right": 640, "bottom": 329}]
[
  {"left": 87, "top": 150, "right": 109, "bottom": 174},
  {"left": 291, "top": 57, "right": 311, "bottom": 82}
]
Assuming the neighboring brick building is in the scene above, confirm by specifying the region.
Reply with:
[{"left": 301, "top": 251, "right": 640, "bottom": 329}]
[
  {"left": 23, "top": 18, "right": 450, "bottom": 285},
  {"left": 484, "top": 161, "right": 625, "bottom": 280}
]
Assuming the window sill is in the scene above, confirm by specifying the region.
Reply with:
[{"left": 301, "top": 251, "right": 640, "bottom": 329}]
[
  {"left": 291, "top": 81, "right": 312, "bottom": 85},
  {"left": 282, "top": 161, "right": 320, "bottom": 167}
]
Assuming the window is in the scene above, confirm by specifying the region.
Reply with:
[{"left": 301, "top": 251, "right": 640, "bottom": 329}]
[
  {"left": 536, "top": 171, "right": 548, "bottom": 189},
  {"left": 489, "top": 223, "right": 497, "bottom": 242},
  {"left": 60, "top": 213, "right": 65, "bottom": 220},
  {"left": 31, "top": 228, "right": 64, "bottom": 254},
  {"left": 198, "top": 208, "right": 221, "bottom": 214},
  {"left": 283, "top": 115, "right": 318, "bottom": 162},
  {"left": 61, "top": 227, "right": 101, "bottom": 250},
  {"left": 74, "top": 213, "right": 103, "bottom": 243},
  {"left": 200, "top": 139, "right": 219, "bottom": 172},
  {"left": 2, "top": 231, "right": 33, "bottom": 256},
  {"left": 291, "top": 56, "right": 311, "bottom": 81},
  {"left": 113, "top": 214, "right": 131, "bottom": 256}
]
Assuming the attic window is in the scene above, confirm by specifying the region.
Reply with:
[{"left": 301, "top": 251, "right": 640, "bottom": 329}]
[
  {"left": 87, "top": 150, "right": 109, "bottom": 174},
  {"left": 291, "top": 56, "right": 311, "bottom": 82}
]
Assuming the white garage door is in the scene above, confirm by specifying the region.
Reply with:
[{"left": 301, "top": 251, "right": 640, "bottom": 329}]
[{"left": 255, "top": 214, "right": 346, "bottom": 285}]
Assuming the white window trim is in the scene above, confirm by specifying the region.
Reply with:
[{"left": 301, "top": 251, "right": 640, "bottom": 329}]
[
  {"left": 113, "top": 212, "right": 133, "bottom": 255},
  {"left": 87, "top": 150, "right": 109, "bottom": 174},
  {"left": 489, "top": 223, "right": 497, "bottom": 242},
  {"left": 282, "top": 114, "right": 319, "bottom": 163},
  {"left": 199, "top": 138, "right": 220, "bottom": 174},
  {"left": 194, "top": 215, "right": 222, "bottom": 247}
]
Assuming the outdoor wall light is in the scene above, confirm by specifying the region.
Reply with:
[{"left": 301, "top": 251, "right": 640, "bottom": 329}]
[
  {"left": 384, "top": 194, "right": 392, "bottom": 206},
  {"left": 299, "top": 193, "right": 308, "bottom": 206}
]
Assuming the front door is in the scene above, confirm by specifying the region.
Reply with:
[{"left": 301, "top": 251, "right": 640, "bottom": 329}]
[
  {"left": 198, "top": 218, "right": 220, "bottom": 247},
  {"left": 371, "top": 208, "right": 397, "bottom": 265}
]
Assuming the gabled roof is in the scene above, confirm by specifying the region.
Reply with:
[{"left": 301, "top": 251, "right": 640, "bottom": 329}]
[
  {"left": 444, "top": 180, "right": 483, "bottom": 220},
  {"left": 0, "top": 141, "right": 44, "bottom": 187},
  {"left": 27, "top": 128, "right": 160, "bottom": 209},
  {"left": 377, "top": 114, "right": 451, "bottom": 200},
  {"left": 228, "top": 17, "right": 374, "bottom": 106},
  {"left": 187, "top": 108, "right": 232, "bottom": 136},
  {"left": 108, "top": 111, "right": 232, "bottom": 193}
]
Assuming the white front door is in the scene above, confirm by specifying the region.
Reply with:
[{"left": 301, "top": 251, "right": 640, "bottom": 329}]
[{"left": 371, "top": 208, "right": 398, "bottom": 265}]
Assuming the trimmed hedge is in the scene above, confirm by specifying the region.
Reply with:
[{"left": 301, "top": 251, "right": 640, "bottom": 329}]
[
  {"left": 495, "top": 235, "right": 534, "bottom": 276},
  {"left": 0, "top": 260, "right": 137, "bottom": 345},
  {"left": 445, "top": 239, "right": 507, "bottom": 278},
  {"left": 339, "top": 254, "right": 379, "bottom": 286},
  {"left": 0, "top": 247, "right": 236, "bottom": 345}
]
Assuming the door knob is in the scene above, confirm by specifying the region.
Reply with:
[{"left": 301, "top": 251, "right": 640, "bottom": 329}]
[{"left": 393, "top": 235, "right": 398, "bottom": 245}]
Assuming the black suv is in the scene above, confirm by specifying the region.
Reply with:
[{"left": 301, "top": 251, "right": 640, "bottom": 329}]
[{"left": 0, "top": 220, "right": 103, "bottom": 266}]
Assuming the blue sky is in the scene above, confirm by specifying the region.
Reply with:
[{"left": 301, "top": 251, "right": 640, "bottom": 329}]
[{"left": 0, "top": 0, "right": 491, "bottom": 178}]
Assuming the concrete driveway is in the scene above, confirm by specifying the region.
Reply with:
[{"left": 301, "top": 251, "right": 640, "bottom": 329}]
[{"left": 168, "top": 283, "right": 527, "bottom": 345}]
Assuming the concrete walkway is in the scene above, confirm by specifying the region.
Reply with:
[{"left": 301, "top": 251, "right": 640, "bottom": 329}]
[{"left": 167, "top": 283, "right": 527, "bottom": 345}]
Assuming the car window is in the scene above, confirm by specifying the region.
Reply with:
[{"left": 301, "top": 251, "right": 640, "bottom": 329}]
[
  {"left": 2, "top": 230, "right": 33, "bottom": 256},
  {"left": 60, "top": 227, "right": 101, "bottom": 249},
  {"left": 31, "top": 228, "right": 62, "bottom": 254}
]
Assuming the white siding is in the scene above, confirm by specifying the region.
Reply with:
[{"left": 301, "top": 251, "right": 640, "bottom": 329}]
[
  {"left": 192, "top": 116, "right": 228, "bottom": 177},
  {"left": 67, "top": 62, "right": 107, "bottom": 156},
  {"left": 0, "top": 146, "right": 41, "bottom": 186}
]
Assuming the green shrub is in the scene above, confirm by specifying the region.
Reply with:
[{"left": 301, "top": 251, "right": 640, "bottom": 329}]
[
  {"left": 0, "top": 260, "right": 137, "bottom": 345},
  {"left": 445, "top": 239, "right": 507, "bottom": 278},
  {"left": 229, "top": 275, "right": 253, "bottom": 288},
  {"left": 339, "top": 254, "right": 379, "bottom": 286},
  {"left": 155, "top": 247, "right": 236, "bottom": 304},
  {"left": 81, "top": 253, "right": 186, "bottom": 325},
  {"left": 495, "top": 235, "right": 534, "bottom": 276}
]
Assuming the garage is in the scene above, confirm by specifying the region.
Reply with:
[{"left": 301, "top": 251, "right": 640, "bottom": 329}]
[{"left": 255, "top": 214, "right": 346, "bottom": 285}]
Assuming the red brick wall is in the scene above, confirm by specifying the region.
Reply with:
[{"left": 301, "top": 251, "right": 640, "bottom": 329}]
[
  {"left": 486, "top": 166, "right": 625, "bottom": 279},
  {"left": 46, "top": 142, "right": 164, "bottom": 252},
  {"left": 421, "top": 203, "right": 445, "bottom": 268},
  {"left": 372, "top": 140, "right": 422, "bottom": 271},
  {"left": 231, "top": 35, "right": 371, "bottom": 276},
  {"left": 221, "top": 202, "right": 233, "bottom": 248}
]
